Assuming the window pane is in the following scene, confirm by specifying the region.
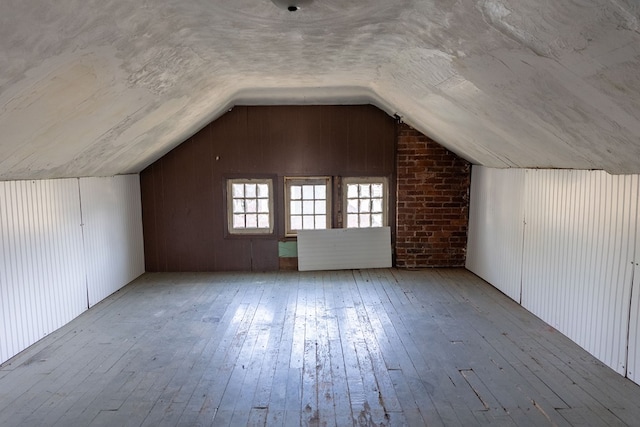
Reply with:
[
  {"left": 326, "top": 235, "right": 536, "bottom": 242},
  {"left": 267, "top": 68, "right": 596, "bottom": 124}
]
[
  {"left": 246, "top": 214, "right": 258, "bottom": 228},
  {"left": 257, "top": 184, "right": 269, "bottom": 198},
  {"left": 371, "top": 198, "right": 383, "bottom": 213},
  {"left": 291, "top": 185, "right": 302, "bottom": 200},
  {"left": 359, "top": 214, "right": 371, "bottom": 227},
  {"left": 229, "top": 179, "right": 273, "bottom": 234},
  {"left": 303, "top": 200, "right": 314, "bottom": 214},
  {"left": 233, "top": 199, "right": 245, "bottom": 213},
  {"left": 258, "top": 214, "right": 270, "bottom": 228},
  {"left": 246, "top": 199, "right": 257, "bottom": 213},
  {"left": 347, "top": 184, "right": 358, "bottom": 198},
  {"left": 232, "top": 184, "right": 244, "bottom": 198},
  {"left": 258, "top": 199, "right": 269, "bottom": 213},
  {"left": 343, "top": 179, "right": 386, "bottom": 229},
  {"left": 302, "top": 215, "right": 315, "bottom": 229},
  {"left": 233, "top": 214, "right": 245, "bottom": 228},
  {"left": 347, "top": 214, "right": 359, "bottom": 228},
  {"left": 314, "top": 185, "right": 326, "bottom": 199},
  {"left": 291, "top": 200, "right": 302, "bottom": 215},
  {"left": 245, "top": 184, "right": 257, "bottom": 198},
  {"left": 371, "top": 184, "right": 383, "bottom": 198},
  {"left": 291, "top": 215, "right": 302, "bottom": 230},
  {"left": 286, "top": 178, "right": 329, "bottom": 235},
  {"left": 302, "top": 185, "right": 314, "bottom": 199}
]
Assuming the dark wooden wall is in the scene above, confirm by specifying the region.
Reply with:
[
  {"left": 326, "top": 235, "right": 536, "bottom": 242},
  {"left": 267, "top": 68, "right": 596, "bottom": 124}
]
[{"left": 141, "top": 105, "right": 397, "bottom": 271}]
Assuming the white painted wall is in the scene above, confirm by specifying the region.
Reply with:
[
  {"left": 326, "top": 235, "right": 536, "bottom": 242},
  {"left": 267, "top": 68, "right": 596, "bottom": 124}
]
[
  {"left": 466, "top": 167, "right": 526, "bottom": 302},
  {"left": 467, "top": 166, "right": 640, "bottom": 383},
  {"left": 0, "top": 175, "right": 144, "bottom": 364},
  {"left": 522, "top": 170, "right": 638, "bottom": 374},
  {"left": 80, "top": 176, "right": 145, "bottom": 307},
  {"left": 628, "top": 235, "right": 640, "bottom": 384},
  {"left": 0, "top": 179, "right": 86, "bottom": 364}
]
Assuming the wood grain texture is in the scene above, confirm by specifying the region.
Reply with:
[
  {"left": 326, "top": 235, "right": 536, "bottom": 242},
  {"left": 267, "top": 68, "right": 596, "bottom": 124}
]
[
  {"left": 1, "top": 269, "right": 640, "bottom": 426},
  {"left": 140, "top": 105, "right": 396, "bottom": 272}
]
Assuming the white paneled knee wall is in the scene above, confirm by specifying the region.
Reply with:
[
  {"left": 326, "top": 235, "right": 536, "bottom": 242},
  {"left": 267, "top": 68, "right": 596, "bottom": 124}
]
[
  {"left": 0, "top": 175, "right": 144, "bottom": 364},
  {"left": 467, "top": 166, "right": 640, "bottom": 384}
]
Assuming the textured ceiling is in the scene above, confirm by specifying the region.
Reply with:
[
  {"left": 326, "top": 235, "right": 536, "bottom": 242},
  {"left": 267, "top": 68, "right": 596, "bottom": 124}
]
[{"left": 0, "top": 0, "right": 639, "bottom": 180}]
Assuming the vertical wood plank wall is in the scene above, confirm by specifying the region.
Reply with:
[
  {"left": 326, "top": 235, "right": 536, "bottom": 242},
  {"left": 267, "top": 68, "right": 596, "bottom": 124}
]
[
  {"left": 467, "top": 166, "right": 640, "bottom": 384},
  {"left": 0, "top": 179, "right": 86, "bottom": 364},
  {"left": 80, "top": 176, "right": 145, "bottom": 307},
  {"left": 0, "top": 175, "right": 144, "bottom": 365},
  {"left": 140, "top": 105, "right": 396, "bottom": 272},
  {"left": 522, "top": 170, "right": 638, "bottom": 375},
  {"left": 628, "top": 232, "right": 640, "bottom": 383},
  {"left": 466, "top": 167, "right": 526, "bottom": 302}
]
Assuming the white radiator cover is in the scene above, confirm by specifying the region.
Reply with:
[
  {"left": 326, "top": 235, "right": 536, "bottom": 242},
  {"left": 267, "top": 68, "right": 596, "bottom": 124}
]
[{"left": 297, "top": 226, "right": 392, "bottom": 271}]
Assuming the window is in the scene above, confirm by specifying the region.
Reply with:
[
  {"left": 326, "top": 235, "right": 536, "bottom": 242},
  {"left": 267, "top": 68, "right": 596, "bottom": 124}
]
[
  {"left": 227, "top": 179, "right": 274, "bottom": 234},
  {"left": 285, "top": 177, "right": 331, "bottom": 236},
  {"left": 343, "top": 177, "right": 388, "bottom": 228}
]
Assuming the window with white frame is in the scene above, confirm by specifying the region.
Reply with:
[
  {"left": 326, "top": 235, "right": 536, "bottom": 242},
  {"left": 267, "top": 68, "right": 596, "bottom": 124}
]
[
  {"left": 343, "top": 177, "right": 388, "bottom": 228},
  {"left": 227, "top": 179, "right": 274, "bottom": 234},
  {"left": 285, "top": 177, "right": 331, "bottom": 235}
]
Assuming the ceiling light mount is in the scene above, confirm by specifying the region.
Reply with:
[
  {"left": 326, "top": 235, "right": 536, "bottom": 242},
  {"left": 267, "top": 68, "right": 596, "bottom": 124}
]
[{"left": 271, "top": 0, "right": 313, "bottom": 12}]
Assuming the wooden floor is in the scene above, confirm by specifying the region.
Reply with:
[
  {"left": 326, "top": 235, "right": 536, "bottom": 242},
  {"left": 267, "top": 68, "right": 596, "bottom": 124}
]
[{"left": 1, "top": 269, "right": 640, "bottom": 426}]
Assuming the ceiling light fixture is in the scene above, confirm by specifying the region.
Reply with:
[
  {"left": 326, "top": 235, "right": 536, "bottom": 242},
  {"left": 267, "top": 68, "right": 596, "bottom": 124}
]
[{"left": 271, "top": 0, "right": 313, "bottom": 12}]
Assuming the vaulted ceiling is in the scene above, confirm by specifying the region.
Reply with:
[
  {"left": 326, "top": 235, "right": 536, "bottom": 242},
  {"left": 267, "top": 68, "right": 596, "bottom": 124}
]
[{"left": 1, "top": 0, "right": 639, "bottom": 180}]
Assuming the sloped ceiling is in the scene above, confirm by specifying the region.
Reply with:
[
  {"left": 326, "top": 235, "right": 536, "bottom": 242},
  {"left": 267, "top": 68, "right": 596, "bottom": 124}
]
[{"left": 0, "top": 0, "right": 639, "bottom": 180}]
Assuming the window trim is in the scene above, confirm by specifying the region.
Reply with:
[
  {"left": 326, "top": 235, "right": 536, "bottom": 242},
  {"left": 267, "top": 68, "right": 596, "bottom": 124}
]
[
  {"left": 226, "top": 178, "right": 274, "bottom": 235},
  {"left": 342, "top": 176, "right": 389, "bottom": 228},
  {"left": 284, "top": 176, "right": 332, "bottom": 237}
]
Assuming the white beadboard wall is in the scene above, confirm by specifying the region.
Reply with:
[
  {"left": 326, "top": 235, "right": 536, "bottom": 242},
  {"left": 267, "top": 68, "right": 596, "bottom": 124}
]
[
  {"left": 0, "top": 175, "right": 144, "bottom": 364},
  {"left": 467, "top": 166, "right": 640, "bottom": 381},
  {"left": 466, "top": 167, "right": 526, "bottom": 302},
  {"left": 0, "top": 179, "right": 86, "bottom": 364},
  {"left": 297, "top": 227, "right": 392, "bottom": 271},
  {"left": 80, "top": 176, "right": 144, "bottom": 307},
  {"left": 522, "top": 170, "right": 638, "bottom": 374},
  {"left": 628, "top": 235, "right": 640, "bottom": 383}
]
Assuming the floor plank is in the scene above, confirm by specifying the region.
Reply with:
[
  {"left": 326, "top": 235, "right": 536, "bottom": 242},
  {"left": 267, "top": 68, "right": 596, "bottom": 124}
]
[{"left": 2, "top": 269, "right": 640, "bottom": 426}]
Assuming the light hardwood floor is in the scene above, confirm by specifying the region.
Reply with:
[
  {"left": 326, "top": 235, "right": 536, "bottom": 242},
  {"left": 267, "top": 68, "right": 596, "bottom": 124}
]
[{"left": 1, "top": 269, "right": 640, "bottom": 426}]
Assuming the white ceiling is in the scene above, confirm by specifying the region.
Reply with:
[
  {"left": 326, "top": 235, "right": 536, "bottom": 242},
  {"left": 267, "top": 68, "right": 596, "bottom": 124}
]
[{"left": 0, "top": 0, "right": 639, "bottom": 180}]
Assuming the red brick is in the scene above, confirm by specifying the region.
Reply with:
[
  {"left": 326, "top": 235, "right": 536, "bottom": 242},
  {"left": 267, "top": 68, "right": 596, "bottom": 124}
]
[{"left": 395, "top": 123, "right": 470, "bottom": 268}]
